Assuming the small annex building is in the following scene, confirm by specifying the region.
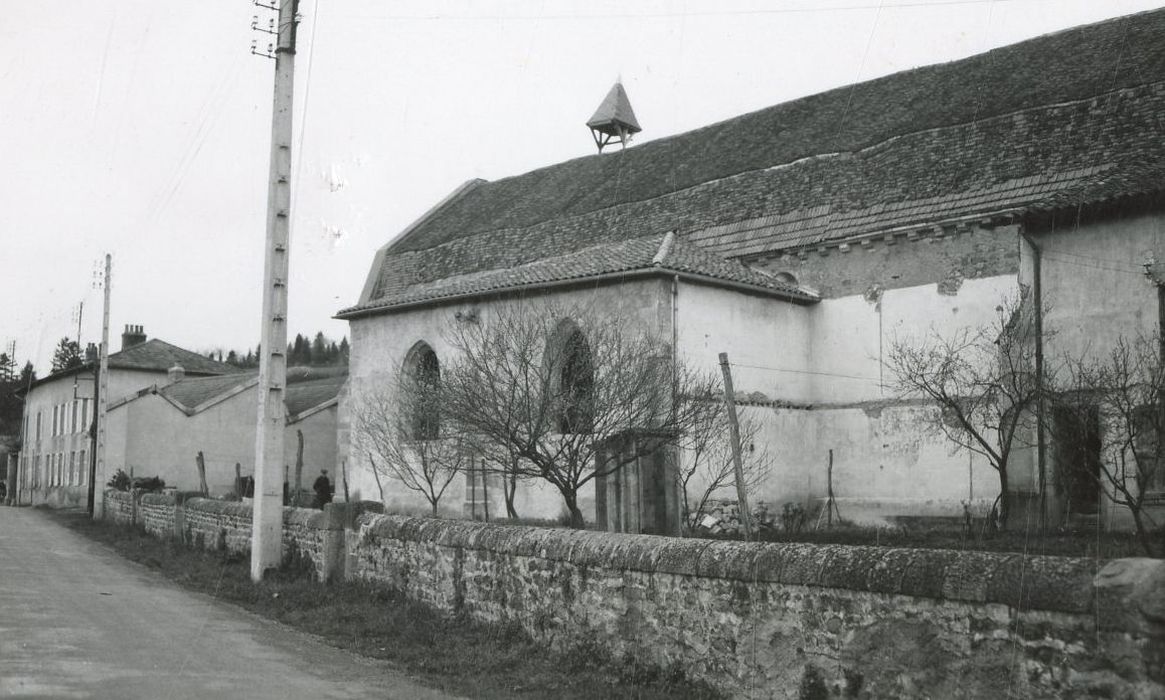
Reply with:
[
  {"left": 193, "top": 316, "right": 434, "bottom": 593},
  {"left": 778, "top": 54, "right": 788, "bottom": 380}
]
[
  {"left": 339, "top": 10, "right": 1165, "bottom": 530},
  {"left": 100, "top": 367, "right": 346, "bottom": 512},
  {"left": 14, "top": 326, "right": 242, "bottom": 507}
]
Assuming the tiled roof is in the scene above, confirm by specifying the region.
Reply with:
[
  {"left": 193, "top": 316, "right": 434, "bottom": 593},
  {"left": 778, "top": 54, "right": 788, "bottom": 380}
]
[
  {"left": 110, "top": 339, "right": 244, "bottom": 376},
  {"left": 352, "top": 9, "right": 1165, "bottom": 316},
  {"left": 155, "top": 370, "right": 345, "bottom": 417},
  {"left": 158, "top": 373, "right": 257, "bottom": 412},
  {"left": 339, "top": 233, "right": 814, "bottom": 317},
  {"left": 285, "top": 375, "right": 347, "bottom": 417}
]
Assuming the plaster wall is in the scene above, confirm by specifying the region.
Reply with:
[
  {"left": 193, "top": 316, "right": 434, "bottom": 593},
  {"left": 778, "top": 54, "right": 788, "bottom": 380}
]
[
  {"left": 805, "top": 276, "right": 1020, "bottom": 403},
  {"left": 1026, "top": 208, "right": 1165, "bottom": 528},
  {"left": 102, "top": 387, "right": 339, "bottom": 498},
  {"left": 674, "top": 283, "right": 813, "bottom": 402},
  {"left": 286, "top": 407, "right": 338, "bottom": 496},
  {"left": 346, "top": 279, "right": 671, "bottom": 522}
]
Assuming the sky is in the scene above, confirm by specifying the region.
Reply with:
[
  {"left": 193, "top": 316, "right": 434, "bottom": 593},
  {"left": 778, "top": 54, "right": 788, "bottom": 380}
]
[{"left": 2, "top": 0, "right": 1163, "bottom": 374}]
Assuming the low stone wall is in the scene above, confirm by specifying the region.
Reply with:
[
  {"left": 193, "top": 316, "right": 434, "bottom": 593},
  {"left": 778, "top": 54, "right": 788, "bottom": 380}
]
[
  {"left": 348, "top": 515, "right": 1165, "bottom": 698},
  {"left": 139, "top": 493, "right": 176, "bottom": 538},
  {"left": 100, "top": 490, "right": 369, "bottom": 582},
  {"left": 181, "top": 498, "right": 254, "bottom": 554},
  {"left": 106, "top": 490, "right": 134, "bottom": 527}
]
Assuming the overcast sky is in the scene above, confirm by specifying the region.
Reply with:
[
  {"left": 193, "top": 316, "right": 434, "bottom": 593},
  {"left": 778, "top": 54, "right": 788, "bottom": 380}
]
[{"left": 3, "top": 0, "right": 1162, "bottom": 373}]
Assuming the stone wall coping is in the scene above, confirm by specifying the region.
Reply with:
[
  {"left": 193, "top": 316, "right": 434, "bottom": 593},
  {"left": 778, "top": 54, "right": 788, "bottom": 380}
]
[
  {"left": 183, "top": 498, "right": 254, "bottom": 518},
  {"left": 353, "top": 514, "right": 1140, "bottom": 616},
  {"left": 105, "top": 489, "right": 133, "bottom": 504},
  {"left": 140, "top": 492, "right": 176, "bottom": 506},
  {"left": 283, "top": 506, "right": 328, "bottom": 528}
]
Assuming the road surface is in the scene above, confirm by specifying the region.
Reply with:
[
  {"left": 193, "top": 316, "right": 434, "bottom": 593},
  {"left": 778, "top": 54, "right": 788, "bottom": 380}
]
[{"left": 0, "top": 506, "right": 457, "bottom": 699}]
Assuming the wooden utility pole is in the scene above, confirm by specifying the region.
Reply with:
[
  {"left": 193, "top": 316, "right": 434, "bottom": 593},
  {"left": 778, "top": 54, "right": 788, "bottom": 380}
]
[
  {"left": 251, "top": 0, "right": 299, "bottom": 581},
  {"left": 718, "top": 353, "right": 753, "bottom": 540},
  {"left": 91, "top": 254, "right": 111, "bottom": 520}
]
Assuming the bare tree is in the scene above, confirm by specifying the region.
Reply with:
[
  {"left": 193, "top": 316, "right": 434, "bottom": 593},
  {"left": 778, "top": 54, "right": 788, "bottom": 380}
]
[
  {"left": 442, "top": 302, "right": 717, "bottom": 529},
  {"left": 1052, "top": 334, "right": 1163, "bottom": 555},
  {"left": 885, "top": 297, "right": 1039, "bottom": 529},
  {"left": 352, "top": 372, "right": 468, "bottom": 516},
  {"left": 677, "top": 397, "right": 771, "bottom": 532}
]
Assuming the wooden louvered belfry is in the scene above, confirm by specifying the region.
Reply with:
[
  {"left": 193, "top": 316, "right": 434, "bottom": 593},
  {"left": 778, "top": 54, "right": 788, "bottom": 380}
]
[{"left": 587, "top": 81, "right": 642, "bottom": 153}]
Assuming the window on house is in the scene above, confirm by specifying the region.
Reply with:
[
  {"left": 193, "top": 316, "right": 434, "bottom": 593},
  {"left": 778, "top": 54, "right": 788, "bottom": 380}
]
[
  {"left": 52, "top": 405, "right": 58, "bottom": 437},
  {"left": 79, "top": 450, "right": 87, "bottom": 485},
  {"left": 70, "top": 400, "right": 77, "bottom": 433},
  {"left": 69, "top": 451, "right": 76, "bottom": 485},
  {"left": 547, "top": 320, "right": 594, "bottom": 434},
  {"left": 1131, "top": 404, "right": 1165, "bottom": 494},
  {"left": 403, "top": 341, "right": 441, "bottom": 440},
  {"left": 36, "top": 411, "right": 41, "bottom": 441},
  {"left": 81, "top": 399, "right": 89, "bottom": 434},
  {"left": 1053, "top": 404, "right": 1101, "bottom": 515}
]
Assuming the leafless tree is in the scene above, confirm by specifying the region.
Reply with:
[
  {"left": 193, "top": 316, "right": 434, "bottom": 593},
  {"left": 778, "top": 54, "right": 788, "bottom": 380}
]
[
  {"left": 1052, "top": 334, "right": 1163, "bottom": 555},
  {"left": 885, "top": 297, "right": 1039, "bottom": 529},
  {"left": 676, "top": 397, "right": 771, "bottom": 532},
  {"left": 442, "top": 302, "right": 717, "bottom": 528},
  {"left": 351, "top": 372, "right": 468, "bottom": 516}
]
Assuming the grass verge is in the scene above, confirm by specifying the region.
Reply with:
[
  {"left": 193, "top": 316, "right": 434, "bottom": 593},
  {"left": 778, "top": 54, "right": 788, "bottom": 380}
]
[{"left": 47, "top": 509, "right": 719, "bottom": 700}]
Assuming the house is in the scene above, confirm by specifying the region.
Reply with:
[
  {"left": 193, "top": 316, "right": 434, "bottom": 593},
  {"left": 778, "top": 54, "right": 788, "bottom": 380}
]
[
  {"left": 14, "top": 326, "right": 242, "bottom": 507},
  {"left": 338, "top": 10, "right": 1165, "bottom": 531},
  {"left": 100, "top": 366, "right": 346, "bottom": 511}
]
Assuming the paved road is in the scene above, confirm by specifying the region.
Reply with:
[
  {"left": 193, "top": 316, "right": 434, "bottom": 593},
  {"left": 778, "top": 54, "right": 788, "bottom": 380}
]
[{"left": 0, "top": 507, "right": 457, "bottom": 699}]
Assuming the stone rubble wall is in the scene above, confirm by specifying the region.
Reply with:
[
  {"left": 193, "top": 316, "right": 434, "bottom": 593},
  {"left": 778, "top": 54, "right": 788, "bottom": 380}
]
[
  {"left": 99, "top": 490, "right": 376, "bottom": 583},
  {"left": 348, "top": 514, "right": 1165, "bottom": 699},
  {"left": 105, "top": 490, "right": 134, "bottom": 527},
  {"left": 138, "top": 493, "right": 177, "bottom": 538}
]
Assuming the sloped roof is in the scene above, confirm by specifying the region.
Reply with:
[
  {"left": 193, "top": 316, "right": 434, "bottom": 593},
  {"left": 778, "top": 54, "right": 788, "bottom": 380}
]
[
  {"left": 587, "top": 82, "right": 641, "bottom": 133},
  {"left": 158, "top": 373, "right": 257, "bottom": 412},
  {"left": 285, "top": 375, "right": 347, "bottom": 417},
  {"left": 143, "top": 369, "right": 346, "bottom": 418},
  {"left": 28, "top": 338, "right": 242, "bottom": 391},
  {"left": 109, "top": 340, "right": 244, "bottom": 376},
  {"left": 340, "top": 232, "right": 815, "bottom": 317},
  {"left": 351, "top": 8, "right": 1165, "bottom": 317}
]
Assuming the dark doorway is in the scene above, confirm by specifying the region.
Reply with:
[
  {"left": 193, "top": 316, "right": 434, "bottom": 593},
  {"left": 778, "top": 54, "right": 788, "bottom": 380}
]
[{"left": 1053, "top": 404, "right": 1101, "bottom": 515}]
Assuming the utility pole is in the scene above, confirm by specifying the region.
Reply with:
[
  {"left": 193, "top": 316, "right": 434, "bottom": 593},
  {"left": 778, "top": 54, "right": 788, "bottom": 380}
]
[
  {"left": 718, "top": 352, "right": 754, "bottom": 541},
  {"left": 91, "top": 254, "right": 111, "bottom": 519},
  {"left": 250, "top": 0, "right": 299, "bottom": 581}
]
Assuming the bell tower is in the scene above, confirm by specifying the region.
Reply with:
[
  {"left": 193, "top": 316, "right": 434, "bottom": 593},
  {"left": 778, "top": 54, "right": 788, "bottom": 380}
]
[{"left": 587, "top": 81, "right": 642, "bottom": 153}]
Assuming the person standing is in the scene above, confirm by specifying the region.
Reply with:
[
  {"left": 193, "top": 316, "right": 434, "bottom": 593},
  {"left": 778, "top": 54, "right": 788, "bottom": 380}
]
[{"left": 312, "top": 469, "right": 333, "bottom": 509}]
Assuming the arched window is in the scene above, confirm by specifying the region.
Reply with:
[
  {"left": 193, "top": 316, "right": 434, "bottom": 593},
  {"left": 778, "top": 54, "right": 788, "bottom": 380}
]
[
  {"left": 403, "top": 341, "right": 441, "bottom": 440},
  {"left": 547, "top": 320, "right": 594, "bottom": 434}
]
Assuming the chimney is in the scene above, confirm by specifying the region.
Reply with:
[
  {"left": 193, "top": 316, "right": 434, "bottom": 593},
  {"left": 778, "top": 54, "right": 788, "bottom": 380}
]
[
  {"left": 121, "top": 324, "right": 147, "bottom": 350},
  {"left": 167, "top": 364, "right": 185, "bottom": 384},
  {"left": 85, "top": 343, "right": 98, "bottom": 363}
]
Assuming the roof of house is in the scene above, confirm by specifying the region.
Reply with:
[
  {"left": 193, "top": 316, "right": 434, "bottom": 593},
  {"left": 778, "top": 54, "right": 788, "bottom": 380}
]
[
  {"left": 109, "top": 340, "right": 244, "bottom": 376},
  {"left": 27, "top": 339, "right": 242, "bottom": 391},
  {"left": 340, "top": 231, "right": 816, "bottom": 317},
  {"left": 158, "top": 373, "right": 257, "bottom": 412},
  {"left": 347, "top": 8, "right": 1165, "bottom": 318},
  {"left": 145, "top": 368, "right": 346, "bottom": 420}
]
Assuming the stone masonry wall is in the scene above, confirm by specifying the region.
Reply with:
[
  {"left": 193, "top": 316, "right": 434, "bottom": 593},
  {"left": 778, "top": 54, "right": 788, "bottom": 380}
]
[
  {"left": 138, "top": 493, "right": 176, "bottom": 538},
  {"left": 180, "top": 498, "right": 254, "bottom": 554},
  {"left": 100, "top": 490, "right": 358, "bottom": 582},
  {"left": 349, "top": 515, "right": 1165, "bottom": 699},
  {"left": 106, "top": 490, "right": 134, "bottom": 527}
]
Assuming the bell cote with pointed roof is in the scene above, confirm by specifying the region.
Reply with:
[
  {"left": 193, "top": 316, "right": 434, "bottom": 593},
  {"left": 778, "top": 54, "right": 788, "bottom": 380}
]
[{"left": 587, "top": 81, "right": 641, "bottom": 153}]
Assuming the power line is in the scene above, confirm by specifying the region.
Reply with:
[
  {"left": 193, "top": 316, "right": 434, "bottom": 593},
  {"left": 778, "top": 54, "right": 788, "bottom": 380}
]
[
  {"left": 729, "top": 361, "right": 882, "bottom": 382},
  {"left": 340, "top": 0, "right": 1038, "bottom": 22}
]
